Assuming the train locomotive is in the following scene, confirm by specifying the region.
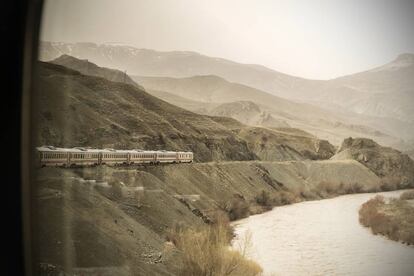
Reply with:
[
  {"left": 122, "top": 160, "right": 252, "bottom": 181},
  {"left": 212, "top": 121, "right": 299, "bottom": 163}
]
[{"left": 37, "top": 146, "right": 193, "bottom": 167}]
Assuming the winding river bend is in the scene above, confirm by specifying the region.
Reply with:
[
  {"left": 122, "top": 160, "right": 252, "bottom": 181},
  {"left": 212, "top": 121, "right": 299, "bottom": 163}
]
[{"left": 232, "top": 191, "right": 414, "bottom": 276}]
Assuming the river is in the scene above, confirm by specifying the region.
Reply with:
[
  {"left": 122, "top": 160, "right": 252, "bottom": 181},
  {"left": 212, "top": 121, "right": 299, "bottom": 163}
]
[{"left": 232, "top": 190, "right": 414, "bottom": 276}]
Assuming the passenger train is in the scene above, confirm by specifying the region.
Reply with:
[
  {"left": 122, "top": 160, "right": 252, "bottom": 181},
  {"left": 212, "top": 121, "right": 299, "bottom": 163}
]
[{"left": 37, "top": 146, "right": 193, "bottom": 167}]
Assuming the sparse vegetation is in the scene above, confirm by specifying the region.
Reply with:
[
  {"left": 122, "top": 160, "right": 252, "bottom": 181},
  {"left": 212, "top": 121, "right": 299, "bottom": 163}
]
[
  {"left": 275, "top": 190, "right": 301, "bottom": 205},
  {"left": 166, "top": 214, "right": 262, "bottom": 276},
  {"left": 312, "top": 181, "right": 367, "bottom": 197},
  {"left": 254, "top": 190, "right": 272, "bottom": 210},
  {"left": 400, "top": 190, "right": 414, "bottom": 200},
  {"left": 339, "top": 182, "right": 365, "bottom": 194},
  {"left": 223, "top": 195, "right": 250, "bottom": 221},
  {"left": 250, "top": 188, "right": 315, "bottom": 215},
  {"left": 292, "top": 186, "right": 318, "bottom": 201},
  {"left": 359, "top": 193, "right": 414, "bottom": 245},
  {"left": 253, "top": 189, "right": 301, "bottom": 209},
  {"left": 379, "top": 176, "right": 402, "bottom": 191}
]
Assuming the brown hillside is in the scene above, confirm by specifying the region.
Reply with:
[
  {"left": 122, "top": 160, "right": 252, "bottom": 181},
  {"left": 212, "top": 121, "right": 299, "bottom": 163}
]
[
  {"left": 35, "top": 59, "right": 336, "bottom": 162},
  {"left": 333, "top": 137, "right": 414, "bottom": 185},
  {"left": 34, "top": 62, "right": 255, "bottom": 162}
]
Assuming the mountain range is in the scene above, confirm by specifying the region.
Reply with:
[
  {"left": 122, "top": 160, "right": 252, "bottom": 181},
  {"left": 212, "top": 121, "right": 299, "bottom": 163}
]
[
  {"left": 35, "top": 58, "right": 336, "bottom": 162},
  {"left": 39, "top": 42, "right": 414, "bottom": 153}
]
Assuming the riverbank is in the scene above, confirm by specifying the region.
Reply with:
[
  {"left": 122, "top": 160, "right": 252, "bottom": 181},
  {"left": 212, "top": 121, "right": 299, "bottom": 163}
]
[
  {"left": 359, "top": 190, "right": 414, "bottom": 245},
  {"left": 232, "top": 190, "right": 414, "bottom": 276},
  {"left": 34, "top": 160, "right": 410, "bottom": 275}
]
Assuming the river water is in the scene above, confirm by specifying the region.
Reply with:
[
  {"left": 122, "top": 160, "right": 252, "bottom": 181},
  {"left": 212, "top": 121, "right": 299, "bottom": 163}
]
[{"left": 232, "top": 190, "right": 414, "bottom": 276}]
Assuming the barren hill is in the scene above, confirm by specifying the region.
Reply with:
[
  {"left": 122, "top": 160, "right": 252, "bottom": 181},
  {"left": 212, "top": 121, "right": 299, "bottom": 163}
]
[
  {"left": 51, "top": 54, "right": 143, "bottom": 89},
  {"left": 237, "top": 127, "right": 335, "bottom": 161},
  {"left": 133, "top": 75, "right": 397, "bottom": 147},
  {"left": 34, "top": 62, "right": 255, "bottom": 162},
  {"left": 40, "top": 43, "right": 412, "bottom": 149},
  {"left": 36, "top": 159, "right": 383, "bottom": 274},
  {"left": 39, "top": 42, "right": 414, "bottom": 127},
  {"left": 34, "top": 60, "right": 335, "bottom": 162},
  {"left": 145, "top": 89, "right": 217, "bottom": 115},
  {"left": 210, "top": 101, "right": 290, "bottom": 128},
  {"left": 332, "top": 137, "right": 414, "bottom": 184}
]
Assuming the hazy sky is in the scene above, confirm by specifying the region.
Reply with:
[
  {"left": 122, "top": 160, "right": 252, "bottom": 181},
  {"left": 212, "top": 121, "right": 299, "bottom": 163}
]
[{"left": 40, "top": 0, "right": 414, "bottom": 79}]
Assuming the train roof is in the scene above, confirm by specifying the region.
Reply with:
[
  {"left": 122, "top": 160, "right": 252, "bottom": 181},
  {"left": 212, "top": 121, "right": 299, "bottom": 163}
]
[{"left": 36, "top": 146, "right": 192, "bottom": 154}]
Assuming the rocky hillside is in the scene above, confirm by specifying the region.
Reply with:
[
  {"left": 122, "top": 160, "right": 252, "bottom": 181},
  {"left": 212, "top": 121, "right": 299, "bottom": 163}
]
[
  {"left": 332, "top": 137, "right": 414, "bottom": 184},
  {"left": 146, "top": 89, "right": 217, "bottom": 115},
  {"left": 134, "top": 75, "right": 396, "bottom": 147},
  {"left": 42, "top": 49, "right": 410, "bottom": 150},
  {"left": 210, "top": 101, "right": 290, "bottom": 128},
  {"left": 34, "top": 61, "right": 336, "bottom": 162},
  {"left": 39, "top": 42, "right": 414, "bottom": 127},
  {"left": 35, "top": 159, "right": 383, "bottom": 274},
  {"left": 51, "top": 54, "right": 143, "bottom": 89},
  {"left": 237, "top": 127, "right": 335, "bottom": 161},
  {"left": 305, "top": 53, "right": 414, "bottom": 129},
  {"left": 34, "top": 62, "right": 255, "bottom": 162}
]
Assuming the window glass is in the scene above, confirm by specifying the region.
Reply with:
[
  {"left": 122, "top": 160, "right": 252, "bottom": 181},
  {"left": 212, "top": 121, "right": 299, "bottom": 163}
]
[{"left": 30, "top": 1, "right": 414, "bottom": 276}]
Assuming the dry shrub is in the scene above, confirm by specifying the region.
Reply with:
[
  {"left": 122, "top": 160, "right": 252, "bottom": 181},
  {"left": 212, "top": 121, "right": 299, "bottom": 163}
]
[
  {"left": 210, "top": 210, "right": 235, "bottom": 242},
  {"left": 255, "top": 190, "right": 271, "bottom": 207},
  {"left": 343, "top": 182, "right": 364, "bottom": 194},
  {"left": 224, "top": 195, "right": 250, "bottom": 221},
  {"left": 318, "top": 181, "right": 336, "bottom": 194},
  {"left": 399, "top": 231, "right": 414, "bottom": 245},
  {"left": 311, "top": 181, "right": 337, "bottom": 197},
  {"left": 368, "top": 213, "right": 394, "bottom": 236},
  {"left": 292, "top": 186, "right": 318, "bottom": 200},
  {"left": 166, "top": 222, "right": 186, "bottom": 245},
  {"left": 272, "top": 190, "right": 299, "bottom": 206},
  {"left": 380, "top": 176, "right": 402, "bottom": 191},
  {"left": 359, "top": 195, "right": 408, "bottom": 243},
  {"left": 312, "top": 181, "right": 366, "bottom": 198},
  {"left": 168, "top": 220, "right": 262, "bottom": 276},
  {"left": 400, "top": 190, "right": 414, "bottom": 200},
  {"left": 253, "top": 189, "right": 307, "bottom": 212},
  {"left": 359, "top": 195, "right": 385, "bottom": 226}
]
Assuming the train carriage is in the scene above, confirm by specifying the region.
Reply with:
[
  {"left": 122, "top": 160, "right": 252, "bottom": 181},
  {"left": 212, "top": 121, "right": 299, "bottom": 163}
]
[
  {"left": 37, "top": 146, "right": 69, "bottom": 167},
  {"left": 177, "top": 151, "right": 193, "bottom": 163},
  {"left": 100, "top": 149, "right": 129, "bottom": 165},
  {"left": 156, "top": 151, "right": 179, "bottom": 163},
  {"left": 69, "top": 148, "right": 100, "bottom": 167},
  {"left": 36, "top": 146, "right": 193, "bottom": 167},
  {"left": 129, "top": 150, "right": 157, "bottom": 164}
]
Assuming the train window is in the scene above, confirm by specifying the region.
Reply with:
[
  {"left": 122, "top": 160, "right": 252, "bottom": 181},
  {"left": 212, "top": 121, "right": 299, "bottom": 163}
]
[{"left": 27, "top": 1, "right": 414, "bottom": 275}]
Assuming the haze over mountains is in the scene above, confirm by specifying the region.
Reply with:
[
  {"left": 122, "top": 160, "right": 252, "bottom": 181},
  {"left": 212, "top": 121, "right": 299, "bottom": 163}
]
[
  {"left": 134, "top": 75, "right": 394, "bottom": 146},
  {"left": 38, "top": 58, "right": 337, "bottom": 162},
  {"left": 40, "top": 41, "right": 414, "bottom": 153}
]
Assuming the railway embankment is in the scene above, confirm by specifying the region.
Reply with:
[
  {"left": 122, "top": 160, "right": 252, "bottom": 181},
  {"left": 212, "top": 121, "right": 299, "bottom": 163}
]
[{"left": 35, "top": 159, "right": 388, "bottom": 275}]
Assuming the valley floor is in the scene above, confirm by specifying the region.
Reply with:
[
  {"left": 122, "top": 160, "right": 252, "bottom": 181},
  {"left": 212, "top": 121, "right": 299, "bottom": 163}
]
[{"left": 33, "top": 160, "right": 407, "bottom": 275}]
